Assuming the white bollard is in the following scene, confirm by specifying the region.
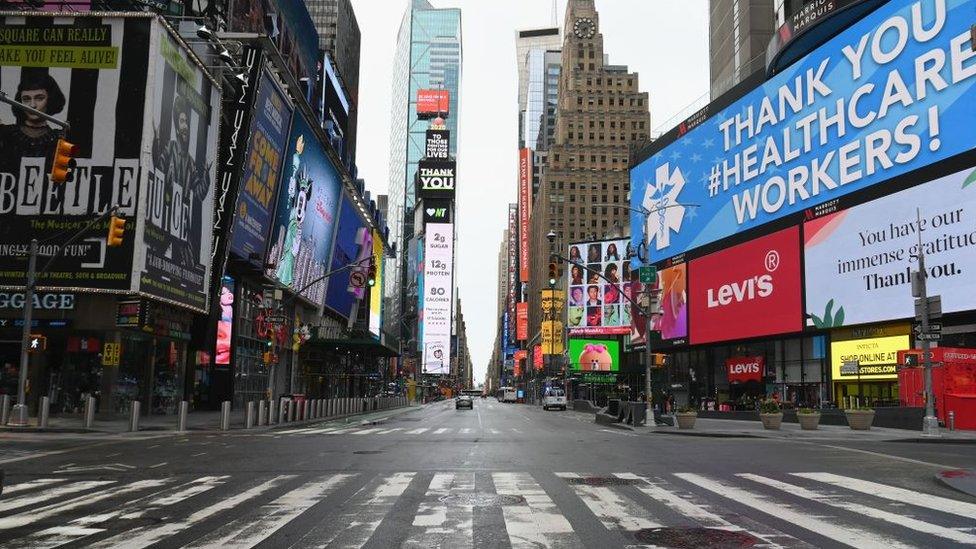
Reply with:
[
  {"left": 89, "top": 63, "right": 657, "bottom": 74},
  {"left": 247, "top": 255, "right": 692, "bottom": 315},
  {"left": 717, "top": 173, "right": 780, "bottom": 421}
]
[
  {"left": 128, "top": 400, "right": 140, "bottom": 432},
  {"left": 40, "top": 396, "right": 51, "bottom": 428},
  {"left": 220, "top": 401, "right": 231, "bottom": 431},
  {"left": 304, "top": 400, "right": 310, "bottom": 421},
  {"left": 83, "top": 396, "right": 96, "bottom": 429},
  {"left": 177, "top": 400, "right": 189, "bottom": 432},
  {"left": 1, "top": 394, "right": 11, "bottom": 425}
]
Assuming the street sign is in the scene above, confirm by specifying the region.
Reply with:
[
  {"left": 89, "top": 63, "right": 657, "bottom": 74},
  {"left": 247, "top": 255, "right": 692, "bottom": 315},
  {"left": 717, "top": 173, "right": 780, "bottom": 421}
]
[
  {"left": 266, "top": 314, "right": 287, "bottom": 325},
  {"left": 639, "top": 265, "right": 657, "bottom": 284},
  {"left": 102, "top": 342, "right": 121, "bottom": 366},
  {"left": 350, "top": 271, "right": 366, "bottom": 288},
  {"left": 918, "top": 333, "right": 942, "bottom": 341},
  {"left": 913, "top": 323, "right": 942, "bottom": 335},
  {"left": 915, "top": 295, "right": 942, "bottom": 319}
]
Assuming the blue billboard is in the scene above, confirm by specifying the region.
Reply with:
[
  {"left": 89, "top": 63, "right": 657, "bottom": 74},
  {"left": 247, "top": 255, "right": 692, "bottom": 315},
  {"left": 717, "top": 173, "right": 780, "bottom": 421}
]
[
  {"left": 324, "top": 195, "right": 372, "bottom": 320},
  {"left": 632, "top": 0, "right": 976, "bottom": 263},
  {"left": 265, "top": 113, "right": 342, "bottom": 305},
  {"left": 231, "top": 71, "right": 292, "bottom": 261}
]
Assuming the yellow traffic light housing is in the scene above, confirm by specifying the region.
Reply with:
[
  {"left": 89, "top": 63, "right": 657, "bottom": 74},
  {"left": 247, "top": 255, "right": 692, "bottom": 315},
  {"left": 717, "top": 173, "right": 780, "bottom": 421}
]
[
  {"left": 50, "top": 138, "right": 78, "bottom": 184},
  {"left": 107, "top": 215, "right": 126, "bottom": 247}
]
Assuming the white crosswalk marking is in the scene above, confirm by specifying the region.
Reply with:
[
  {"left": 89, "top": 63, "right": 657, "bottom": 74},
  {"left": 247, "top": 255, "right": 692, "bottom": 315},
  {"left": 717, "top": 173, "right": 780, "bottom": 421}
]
[
  {"left": 793, "top": 472, "right": 976, "bottom": 519},
  {"left": 375, "top": 427, "right": 403, "bottom": 434},
  {"left": 182, "top": 474, "right": 353, "bottom": 548},
  {"left": 433, "top": 427, "right": 449, "bottom": 434},
  {"left": 352, "top": 428, "right": 382, "bottom": 435},
  {"left": 0, "top": 480, "right": 113, "bottom": 514},
  {"left": 493, "top": 472, "right": 582, "bottom": 549},
  {"left": 460, "top": 427, "right": 472, "bottom": 434},
  {"left": 0, "top": 478, "right": 65, "bottom": 496},
  {"left": 741, "top": 473, "right": 976, "bottom": 545},
  {"left": 675, "top": 473, "right": 916, "bottom": 549},
  {"left": 89, "top": 476, "right": 293, "bottom": 549},
  {"left": 490, "top": 428, "right": 501, "bottom": 434},
  {"left": 405, "top": 472, "right": 475, "bottom": 548},
  {"left": 406, "top": 427, "right": 429, "bottom": 434},
  {"left": 556, "top": 472, "right": 662, "bottom": 532}
]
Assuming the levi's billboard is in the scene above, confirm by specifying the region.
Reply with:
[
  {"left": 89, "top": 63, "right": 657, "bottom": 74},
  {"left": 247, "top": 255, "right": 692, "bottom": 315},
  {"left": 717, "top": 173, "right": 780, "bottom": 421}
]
[
  {"left": 726, "top": 356, "right": 765, "bottom": 384},
  {"left": 689, "top": 227, "right": 802, "bottom": 344},
  {"left": 631, "top": 0, "right": 976, "bottom": 264}
]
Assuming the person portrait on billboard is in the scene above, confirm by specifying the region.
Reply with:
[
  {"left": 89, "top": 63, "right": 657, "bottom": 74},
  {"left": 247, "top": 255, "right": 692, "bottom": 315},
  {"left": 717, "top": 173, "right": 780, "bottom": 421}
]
[
  {"left": 586, "top": 285, "right": 601, "bottom": 307},
  {"left": 622, "top": 261, "right": 631, "bottom": 281},
  {"left": 0, "top": 71, "right": 66, "bottom": 164},
  {"left": 603, "top": 305, "right": 619, "bottom": 326},
  {"left": 216, "top": 283, "right": 234, "bottom": 364},
  {"left": 586, "top": 265, "right": 600, "bottom": 284},
  {"left": 604, "top": 243, "right": 620, "bottom": 262},
  {"left": 275, "top": 134, "right": 313, "bottom": 287},
  {"left": 569, "top": 286, "right": 584, "bottom": 306},
  {"left": 586, "top": 306, "right": 601, "bottom": 327},
  {"left": 570, "top": 265, "right": 584, "bottom": 285},
  {"left": 603, "top": 283, "right": 620, "bottom": 304},
  {"left": 568, "top": 307, "right": 583, "bottom": 327},
  {"left": 604, "top": 263, "right": 619, "bottom": 284},
  {"left": 587, "top": 243, "right": 601, "bottom": 263},
  {"left": 569, "top": 246, "right": 582, "bottom": 262}
]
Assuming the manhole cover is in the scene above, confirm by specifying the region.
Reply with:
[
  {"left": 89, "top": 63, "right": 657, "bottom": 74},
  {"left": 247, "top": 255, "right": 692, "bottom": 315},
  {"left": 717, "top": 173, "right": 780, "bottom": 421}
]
[
  {"left": 439, "top": 493, "right": 525, "bottom": 506},
  {"left": 634, "top": 527, "right": 761, "bottom": 548},
  {"left": 353, "top": 450, "right": 383, "bottom": 455},
  {"left": 565, "top": 476, "right": 639, "bottom": 487}
]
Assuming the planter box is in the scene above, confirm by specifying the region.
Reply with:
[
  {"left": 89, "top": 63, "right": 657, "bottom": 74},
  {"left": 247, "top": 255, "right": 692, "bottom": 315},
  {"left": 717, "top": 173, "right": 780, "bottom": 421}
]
[
  {"left": 760, "top": 412, "right": 783, "bottom": 430},
  {"left": 797, "top": 413, "right": 821, "bottom": 430},
  {"left": 676, "top": 413, "right": 697, "bottom": 429},
  {"left": 846, "top": 410, "right": 876, "bottom": 430}
]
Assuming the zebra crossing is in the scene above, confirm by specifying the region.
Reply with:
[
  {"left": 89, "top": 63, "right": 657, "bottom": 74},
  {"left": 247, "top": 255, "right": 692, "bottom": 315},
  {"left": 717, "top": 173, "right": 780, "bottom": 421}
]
[
  {"left": 272, "top": 425, "right": 516, "bottom": 436},
  {"left": 0, "top": 470, "right": 974, "bottom": 547}
]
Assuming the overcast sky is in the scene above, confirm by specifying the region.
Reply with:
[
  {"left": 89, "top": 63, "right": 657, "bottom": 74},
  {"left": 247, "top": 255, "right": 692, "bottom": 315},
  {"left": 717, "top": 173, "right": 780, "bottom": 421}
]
[{"left": 349, "top": 0, "right": 709, "bottom": 385}]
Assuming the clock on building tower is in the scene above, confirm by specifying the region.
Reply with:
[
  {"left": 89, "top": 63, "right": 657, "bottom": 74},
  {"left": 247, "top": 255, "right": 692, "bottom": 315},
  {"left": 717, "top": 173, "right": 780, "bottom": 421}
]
[{"left": 573, "top": 17, "right": 596, "bottom": 39}]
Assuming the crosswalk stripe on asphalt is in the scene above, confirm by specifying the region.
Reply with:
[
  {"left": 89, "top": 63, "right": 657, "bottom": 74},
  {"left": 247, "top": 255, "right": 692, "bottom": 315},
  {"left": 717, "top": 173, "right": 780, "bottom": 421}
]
[{"left": 1, "top": 471, "right": 974, "bottom": 548}]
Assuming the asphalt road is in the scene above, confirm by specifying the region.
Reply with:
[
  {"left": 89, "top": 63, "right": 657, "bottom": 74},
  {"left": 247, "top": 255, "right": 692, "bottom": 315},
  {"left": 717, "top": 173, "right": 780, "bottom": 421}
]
[{"left": 1, "top": 399, "right": 975, "bottom": 548}]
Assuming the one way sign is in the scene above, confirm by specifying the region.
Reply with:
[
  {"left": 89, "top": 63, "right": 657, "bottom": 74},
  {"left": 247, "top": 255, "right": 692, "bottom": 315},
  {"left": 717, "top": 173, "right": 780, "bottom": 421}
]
[{"left": 913, "top": 323, "right": 942, "bottom": 335}]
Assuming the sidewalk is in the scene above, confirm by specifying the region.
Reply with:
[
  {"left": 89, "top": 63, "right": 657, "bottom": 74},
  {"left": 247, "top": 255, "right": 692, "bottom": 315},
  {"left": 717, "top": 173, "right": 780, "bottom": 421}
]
[{"left": 643, "top": 417, "right": 976, "bottom": 442}]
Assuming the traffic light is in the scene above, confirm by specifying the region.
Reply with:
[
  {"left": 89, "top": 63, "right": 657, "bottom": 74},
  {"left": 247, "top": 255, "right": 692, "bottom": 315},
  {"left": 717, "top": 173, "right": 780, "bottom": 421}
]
[
  {"left": 548, "top": 263, "right": 558, "bottom": 286},
  {"left": 367, "top": 262, "right": 377, "bottom": 287},
  {"left": 107, "top": 215, "right": 126, "bottom": 247},
  {"left": 650, "top": 353, "right": 669, "bottom": 367},
  {"left": 50, "top": 138, "right": 78, "bottom": 183}
]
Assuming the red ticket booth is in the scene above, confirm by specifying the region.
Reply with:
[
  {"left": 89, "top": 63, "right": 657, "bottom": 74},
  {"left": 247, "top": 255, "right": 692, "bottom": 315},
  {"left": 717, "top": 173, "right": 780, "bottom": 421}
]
[{"left": 898, "top": 348, "right": 976, "bottom": 430}]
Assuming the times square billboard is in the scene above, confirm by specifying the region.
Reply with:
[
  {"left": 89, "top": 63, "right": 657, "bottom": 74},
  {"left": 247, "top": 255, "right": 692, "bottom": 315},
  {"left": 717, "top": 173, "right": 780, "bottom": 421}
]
[{"left": 631, "top": 0, "right": 976, "bottom": 265}]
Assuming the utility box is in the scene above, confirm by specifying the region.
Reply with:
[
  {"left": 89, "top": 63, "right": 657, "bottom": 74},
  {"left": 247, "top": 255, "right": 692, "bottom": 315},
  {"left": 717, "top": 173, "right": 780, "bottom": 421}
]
[{"left": 898, "top": 348, "right": 976, "bottom": 429}]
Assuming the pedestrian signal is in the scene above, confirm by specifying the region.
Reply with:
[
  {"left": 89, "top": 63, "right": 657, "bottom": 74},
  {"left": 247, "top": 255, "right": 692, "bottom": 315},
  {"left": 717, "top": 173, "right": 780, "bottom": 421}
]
[{"left": 107, "top": 216, "right": 126, "bottom": 247}]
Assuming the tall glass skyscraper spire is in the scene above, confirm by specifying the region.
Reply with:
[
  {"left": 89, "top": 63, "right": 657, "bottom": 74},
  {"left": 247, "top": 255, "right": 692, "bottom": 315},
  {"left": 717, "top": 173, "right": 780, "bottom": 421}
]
[{"left": 385, "top": 0, "right": 462, "bottom": 347}]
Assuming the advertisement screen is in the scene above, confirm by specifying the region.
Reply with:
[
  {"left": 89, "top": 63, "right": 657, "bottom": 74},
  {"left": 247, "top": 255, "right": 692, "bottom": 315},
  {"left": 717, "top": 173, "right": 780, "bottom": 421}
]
[
  {"left": 230, "top": 70, "right": 293, "bottom": 261},
  {"left": 631, "top": 0, "right": 976, "bottom": 262},
  {"left": 726, "top": 356, "right": 765, "bottom": 384},
  {"left": 422, "top": 223, "right": 453, "bottom": 374},
  {"left": 417, "top": 89, "right": 450, "bottom": 116},
  {"left": 567, "top": 239, "right": 630, "bottom": 335},
  {"left": 324, "top": 195, "right": 371, "bottom": 321},
  {"left": 507, "top": 204, "right": 517, "bottom": 343},
  {"left": 425, "top": 129, "right": 450, "bottom": 160},
  {"left": 568, "top": 338, "right": 621, "bottom": 372},
  {"left": 417, "top": 159, "right": 456, "bottom": 198},
  {"left": 516, "top": 302, "right": 528, "bottom": 341},
  {"left": 215, "top": 276, "right": 235, "bottom": 366},
  {"left": 831, "top": 335, "right": 910, "bottom": 381},
  {"left": 0, "top": 16, "right": 148, "bottom": 292},
  {"left": 805, "top": 165, "right": 976, "bottom": 327},
  {"left": 540, "top": 289, "right": 565, "bottom": 355},
  {"left": 519, "top": 148, "right": 532, "bottom": 282},
  {"left": 230, "top": 0, "right": 319, "bottom": 92},
  {"left": 652, "top": 263, "right": 688, "bottom": 341},
  {"left": 139, "top": 26, "right": 219, "bottom": 312},
  {"left": 266, "top": 113, "right": 342, "bottom": 305},
  {"left": 689, "top": 226, "right": 802, "bottom": 344},
  {"left": 369, "top": 229, "right": 384, "bottom": 338}
]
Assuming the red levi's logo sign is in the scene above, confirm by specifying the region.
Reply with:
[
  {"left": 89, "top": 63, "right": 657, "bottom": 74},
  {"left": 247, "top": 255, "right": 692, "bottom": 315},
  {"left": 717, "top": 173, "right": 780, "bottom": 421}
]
[
  {"left": 726, "top": 356, "right": 765, "bottom": 384},
  {"left": 690, "top": 226, "right": 802, "bottom": 344}
]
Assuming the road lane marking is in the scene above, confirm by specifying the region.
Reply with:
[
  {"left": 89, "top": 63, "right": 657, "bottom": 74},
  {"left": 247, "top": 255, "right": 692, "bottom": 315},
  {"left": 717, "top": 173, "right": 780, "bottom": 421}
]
[
  {"left": 675, "top": 473, "right": 915, "bottom": 549},
  {"left": 493, "top": 472, "right": 582, "bottom": 549},
  {"left": 433, "top": 428, "right": 449, "bottom": 435},
  {"left": 90, "top": 476, "right": 294, "bottom": 549},
  {"left": 352, "top": 428, "right": 381, "bottom": 435},
  {"left": 0, "top": 480, "right": 114, "bottom": 514},
  {"left": 0, "top": 478, "right": 66, "bottom": 496},
  {"left": 459, "top": 428, "right": 472, "bottom": 434},
  {"left": 149, "top": 462, "right": 168, "bottom": 468},
  {"left": 406, "top": 428, "right": 429, "bottom": 435},
  {"left": 802, "top": 443, "right": 955, "bottom": 469},
  {"left": 741, "top": 473, "right": 976, "bottom": 545},
  {"left": 489, "top": 428, "right": 501, "bottom": 435},
  {"left": 556, "top": 472, "right": 662, "bottom": 532},
  {"left": 375, "top": 427, "right": 403, "bottom": 435},
  {"left": 793, "top": 472, "right": 976, "bottom": 519},
  {"left": 405, "top": 472, "right": 475, "bottom": 548},
  {"left": 183, "top": 474, "right": 354, "bottom": 548}
]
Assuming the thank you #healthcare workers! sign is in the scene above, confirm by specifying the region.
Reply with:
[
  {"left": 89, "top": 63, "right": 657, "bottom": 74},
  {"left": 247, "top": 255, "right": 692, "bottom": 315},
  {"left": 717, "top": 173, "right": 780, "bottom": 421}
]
[{"left": 631, "top": 0, "right": 976, "bottom": 262}]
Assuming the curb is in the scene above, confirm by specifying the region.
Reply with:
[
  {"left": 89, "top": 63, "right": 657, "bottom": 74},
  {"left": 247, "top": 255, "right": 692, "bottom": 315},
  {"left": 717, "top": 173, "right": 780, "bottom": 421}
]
[
  {"left": 885, "top": 437, "right": 976, "bottom": 444},
  {"left": 647, "top": 429, "right": 761, "bottom": 439}
]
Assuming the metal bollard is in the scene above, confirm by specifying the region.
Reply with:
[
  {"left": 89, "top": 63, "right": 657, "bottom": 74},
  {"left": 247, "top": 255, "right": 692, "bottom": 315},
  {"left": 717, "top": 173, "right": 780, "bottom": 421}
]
[
  {"left": 257, "top": 400, "right": 267, "bottom": 426},
  {"left": 288, "top": 401, "right": 297, "bottom": 422},
  {"left": 40, "top": 396, "right": 50, "bottom": 428},
  {"left": 0, "top": 394, "right": 10, "bottom": 425},
  {"left": 220, "top": 401, "right": 231, "bottom": 431},
  {"left": 948, "top": 410, "right": 955, "bottom": 431},
  {"left": 177, "top": 400, "right": 189, "bottom": 432},
  {"left": 304, "top": 400, "right": 310, "bottom": 421},
  {"left": 246, "top": 401, "right": 255, "bottom": 429},
  {"left": 128, "top": 400, "right": 140, "bottom": 432},
  {"left": 327, "top": 399, "right": 334, "bottom": 417},
  {"left": 83, "top": 396, "right": 96, "bottom": 429}
]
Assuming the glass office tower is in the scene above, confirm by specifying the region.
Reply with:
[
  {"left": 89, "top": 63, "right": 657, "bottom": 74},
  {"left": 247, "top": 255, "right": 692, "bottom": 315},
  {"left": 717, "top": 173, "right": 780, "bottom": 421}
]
[{"left": 385, "top": 0, "right": 462, "bottom": 349}]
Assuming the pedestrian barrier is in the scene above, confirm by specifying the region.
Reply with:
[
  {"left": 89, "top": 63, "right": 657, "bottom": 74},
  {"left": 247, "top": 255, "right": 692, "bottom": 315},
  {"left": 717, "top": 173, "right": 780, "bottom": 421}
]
[
  {"left": 177, "top": 401, "right": 189, "bottom": 432},
  {"left": 258, "top": 400, "right": 267, "bottom": 426},
  {"left": 83, "top": 396, "right": 96, "bottom": 429},
  {"left": 1, "top": 394, "right": 10, "bottom": 425},
  {"left": 220, "top": 401, "right": 231, "bottom": 431},
  {"left": 128, "top": 400, "right": 140, "bottom": 432},
  {"left": 246, "top": 401, "right": 255, "bottom": 429},
  {"left": 304, "top": 400, "right": 311, "bottom": 421},
  {"left": 40, "top": 396, "right": 50, "bottom": 428}
]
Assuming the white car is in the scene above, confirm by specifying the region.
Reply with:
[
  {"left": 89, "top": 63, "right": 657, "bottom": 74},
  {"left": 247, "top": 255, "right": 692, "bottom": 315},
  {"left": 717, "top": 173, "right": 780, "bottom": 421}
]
[{"left": 543, "top": 388, "right": 567, "bottom": 411}]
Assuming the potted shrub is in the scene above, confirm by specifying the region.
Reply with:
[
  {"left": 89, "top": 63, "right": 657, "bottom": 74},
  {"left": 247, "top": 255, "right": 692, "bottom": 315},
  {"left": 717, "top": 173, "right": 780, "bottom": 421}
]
[
  {"left": 797, "top": 408, "right": 821, "bottom": 430},
  {"left": 845, "top": 406, "right": 876, "bottom": 430},
  {"left": 759, "top": 399, "right": 783, "bottom": 430},
  {"left": 675, "top": 406, "right": 697, "bottom": 429}
]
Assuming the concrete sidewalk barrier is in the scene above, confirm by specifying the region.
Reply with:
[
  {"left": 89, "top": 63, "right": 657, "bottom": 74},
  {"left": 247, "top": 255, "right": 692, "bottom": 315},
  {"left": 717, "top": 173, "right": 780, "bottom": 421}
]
[
  {"left": 0, "top": 394, "right": 10, "bottom": 425},
  {"left": 40, "top": 396, "right": 50, "bottom": 428},
  {"left": 177, "top": 400, "right": 188, "bottom": 432},
  {"left": 83, "top": 396, "right": 96, "bottom": 429}
]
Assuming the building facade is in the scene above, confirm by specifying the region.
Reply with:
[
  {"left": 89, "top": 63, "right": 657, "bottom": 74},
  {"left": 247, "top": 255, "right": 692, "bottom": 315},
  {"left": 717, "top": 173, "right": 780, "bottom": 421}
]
[{"left": 708, "top": 0, "right": 775, "bottom": 99}]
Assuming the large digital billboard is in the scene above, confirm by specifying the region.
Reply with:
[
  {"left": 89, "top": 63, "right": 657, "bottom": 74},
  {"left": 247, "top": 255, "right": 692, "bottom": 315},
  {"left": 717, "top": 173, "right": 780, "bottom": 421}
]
[
  {"left": 369, "top": 229, "right": 384, "bottom": 338},
  {"left": 632, "top": 0, "right": 976, "bottom": 262},
  {"left": 0, "top": 15, "right": 148, "bottom": 293},
  {"left": 230, "top": 70, "right": 293, "bottom": 262},
  {"left": 805, "top": 164, "right": 976, "bottom": 327},
  {"left": 689, "top": 226, "right": 802, "bottom": 344},
  {"left": 831, "top": 334, "right": 910, "bottom": 381},
  {"left": 567, "top": 239, "right": 630, "bottom": 335},
  {"left": 139, "top": 26, "right": 219, "bottom": 312},
  {"left": 266, "top": 113, "right": 342, "bottom": 306},
  {"left": 422, "top": 223, "right": 453, "bottom": 374},
  {"left": 324, "top": 195, "right": 370, "bottom": 321},
  {"left": 518, "top": 148, "right": 532, "bottom": 282},
  {"left": 652, "top": 263, "right": 688, "bottom": 341},
  {"left": 568, "top": 338, "right": 621, "bottom": 372}
]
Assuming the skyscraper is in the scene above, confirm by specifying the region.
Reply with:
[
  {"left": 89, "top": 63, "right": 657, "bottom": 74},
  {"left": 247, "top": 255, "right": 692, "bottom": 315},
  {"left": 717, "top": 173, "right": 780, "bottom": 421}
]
[
  {"left": 527, "top": 0, "right": 650, "bottom": 345},
  {"left": 708, "top": 0, "right": 776, "bottom": 99},
  {"left": 386, "top": 0, "right": 462, "bottom": 350}
]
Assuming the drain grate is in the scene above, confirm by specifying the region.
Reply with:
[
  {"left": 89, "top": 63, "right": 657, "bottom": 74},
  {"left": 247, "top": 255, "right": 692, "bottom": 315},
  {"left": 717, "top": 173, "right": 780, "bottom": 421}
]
[
  {"left": 634, "top": 527, "right": 761, "bottom": 548},
  {"left": 439, "top": 493, "right": 526, "bottom": 506},
  {"left": 565, "top": 476, "right": 639, "bottom": 487},
  {"left": 353, "top": 450, "right": 384, "bottom": 455}
]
